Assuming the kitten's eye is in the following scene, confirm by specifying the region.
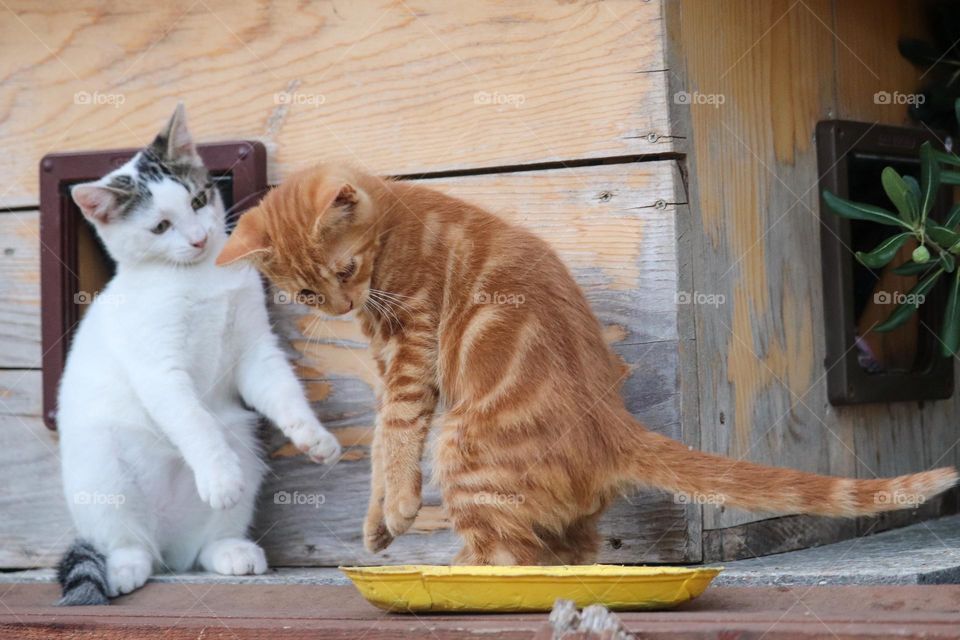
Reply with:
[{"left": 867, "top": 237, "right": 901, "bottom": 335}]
[
  {"left": 151, "top": 220, "right": 172, "bottom": 234},
  {"left": 336, "top": 259, "right": 357, "bottom": 283},
  {"left": 191, "top": 190, "right": 208, "bottom": 211}
]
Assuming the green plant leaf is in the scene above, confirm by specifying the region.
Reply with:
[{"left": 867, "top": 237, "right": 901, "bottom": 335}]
[
  {"left": 822, "top": 190, "right": 910, "bottom": 228},
  {"left": 932, "top": 148, "right": 960, "bottom": 167},
  {"left": 904, "top": 175, "right": 922, "bottom": 202},
  {"left": 875, "top": 268, "right": 943, "bottom": 332},
  {"left": 943, "top": 270, "right": 960, "bottom": 356},
  {"left": 945, "top": 204, "right": 960, "bottom": 230},
  {"left": 941, "top": 170, "right": 960, "bottom": 185},
  {"left": 941, "top": 250, "right": 956, "bottom": 273},
  {"left": 893, "top": 259, "right": 934, "bottom": 275},
  {"left": 927, "top": 224, "right": 960, "bottom": 247},
  {"left": 855, "top": 232, "right": 913, "bottom": 268},
  {"left": 881, "top": 167, "right": 917, "bottom": 223},
  {"left": 920, "top": 142, "right": 941, "bottom": 223}
]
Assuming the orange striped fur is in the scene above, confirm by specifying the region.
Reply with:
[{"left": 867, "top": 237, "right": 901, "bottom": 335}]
[{"left": 217, "top": 165, "right": 959, "bottom": 565}]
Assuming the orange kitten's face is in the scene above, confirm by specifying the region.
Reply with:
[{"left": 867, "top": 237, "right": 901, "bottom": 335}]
[
  {"left": 267, "top": 217, "right": 376, "bottom": 316},
  {"left": 216, "top": 170, "right": 378, "bottom": 316}
]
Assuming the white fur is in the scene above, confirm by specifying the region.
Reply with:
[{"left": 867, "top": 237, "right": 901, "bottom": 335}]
[{"left": 58, "top": 118, "right": 340, "bottom": 597}]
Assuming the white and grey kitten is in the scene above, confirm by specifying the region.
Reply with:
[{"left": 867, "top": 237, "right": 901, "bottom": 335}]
[{"left": 56, "top": 104, "right": 340, "bottom": 605}]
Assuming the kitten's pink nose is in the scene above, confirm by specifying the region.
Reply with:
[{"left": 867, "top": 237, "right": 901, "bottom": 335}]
[{"left": 192, "top": 236, "right": 207, "bottom": 249}]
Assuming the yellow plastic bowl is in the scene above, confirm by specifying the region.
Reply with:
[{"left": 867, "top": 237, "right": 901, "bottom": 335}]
[{"left": 340, "top": 564, "right": 722, "bottom": 613}]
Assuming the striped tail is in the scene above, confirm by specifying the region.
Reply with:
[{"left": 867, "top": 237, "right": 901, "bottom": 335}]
[
  {"left": 624, "top": 421, "right": 958, "bottom": 517},
  {"left": 57, "top": 540, "right": 109, "bottom": 606}
]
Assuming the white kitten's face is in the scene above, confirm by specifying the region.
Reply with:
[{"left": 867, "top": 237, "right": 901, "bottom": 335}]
[
  {"left": 88, "top": 168, "right": 223, "bottom": 266},
  {"left": 70, "top": 104, "right": 223, "bottom": 267}
]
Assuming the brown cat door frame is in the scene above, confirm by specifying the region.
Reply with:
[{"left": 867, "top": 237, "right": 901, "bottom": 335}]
[{"left": 39, "top": 141, "right": 268, "bottom": 429}]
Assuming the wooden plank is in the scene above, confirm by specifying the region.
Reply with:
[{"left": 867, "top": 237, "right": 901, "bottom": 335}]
[
  {"left": 830, "top": 0, "right": 956, "bottom": 493},
  {"left": 6, "top": 583, "right": 960, "bottom": 639},
  {"left": 0, "top": 212, "right": 40, "bottom": 369},
  {"left": 0, "top": 0, "right": 672, "bottom": 208},
  {"left": 668, "top": 0, "right": 951, "bottom": 540},
  {"left": 0, "top": 372, "right": 69, "bottom": 568},
  {"left": 671, "top": 0, "right": 856, "bottom": 532}
]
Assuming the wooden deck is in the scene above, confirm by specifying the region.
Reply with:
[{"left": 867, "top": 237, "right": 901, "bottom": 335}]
[{"left": 2, "top": 583, "right": 960, "bottom": 639}]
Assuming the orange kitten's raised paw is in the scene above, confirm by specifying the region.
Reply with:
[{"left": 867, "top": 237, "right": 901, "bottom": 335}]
[
  {"left": 363, "top": 509, "right": 394, "bottom": 553},
  {"left": 383, "top": 494, "right": 421, "bottom": 537}
]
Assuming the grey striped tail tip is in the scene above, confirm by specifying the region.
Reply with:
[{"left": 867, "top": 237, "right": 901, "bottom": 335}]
[{"left": 57, "top": 539, "right": 109, "bottom": 606}]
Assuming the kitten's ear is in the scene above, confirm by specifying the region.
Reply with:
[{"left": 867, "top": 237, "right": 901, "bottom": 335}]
[
  {"left": 150, "top": 102, "right": 198, "bottom": 162},
  {"left": 216, "top": 208, "right": 271, "bottom": 266},
  {"left": 312, "top": 182, "right": 360, "bottom": 236},
  {"left": 71, "top": 182, "right": 121, "bottom": 224},
  {"left": 332, "top": 183, "right": 359, "bottom": 210}
]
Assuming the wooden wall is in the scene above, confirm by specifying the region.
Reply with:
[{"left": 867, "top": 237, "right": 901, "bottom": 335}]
[
  {"left": 666, "top": 0, "right": 960, "bottom": 559},
  {"left": 0, "top": 0, "right": 699, "bottom": 568}
]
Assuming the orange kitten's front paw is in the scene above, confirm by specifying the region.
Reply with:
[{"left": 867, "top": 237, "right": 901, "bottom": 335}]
[
  {"left": 383, "top": 494, "right": 421, "bottom": 537},
  {"left": 363, "top": 509, "right": 394, "bottom": 553}
]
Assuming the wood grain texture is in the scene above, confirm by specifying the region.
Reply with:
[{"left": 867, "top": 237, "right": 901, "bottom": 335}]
[
  {"left": 0, "top": 212, "right": 41, "bottom": 368},
  {"left": 8, "top": 583, "right": 960, "bottom": 640},
  {"left": 670, "top": 0, "right": 954, "bottom": 538},
  {"left": 0, "top": 0, "right": 672, "bottom": 208},
  {"left": 0, "top": 372, "right": 68, "bottom": 568}
]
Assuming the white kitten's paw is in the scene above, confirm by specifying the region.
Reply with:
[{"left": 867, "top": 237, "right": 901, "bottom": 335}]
[
  {"left": 288, "top": 420, "right": 342, "bottom": 465},
  {"left": 205, "top": 539, "right": 267, "bottom": 576},
  {"left": 194, "top": 454, "right": 244, "bottom": 510},
  {"left": 106, "top": 547, "right": 152, "bottom": 597}
]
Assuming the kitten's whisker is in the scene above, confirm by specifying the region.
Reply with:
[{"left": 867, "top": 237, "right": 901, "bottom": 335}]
[
  {"left": 365, "top": 294, "right": 399, "bottom": 332},
  {"left": 369, "top": 289, "right": 415, "bottom": 315},
  {"left": 369, "top": 291, "right": 405, "bottom": 328}
]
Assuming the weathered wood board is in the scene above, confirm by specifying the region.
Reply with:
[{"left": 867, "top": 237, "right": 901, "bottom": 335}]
[
  {"left": 0, "top": 213, "right": 41, "bottom": 369},
  {"left": 0, "top": 162, "right": 697, "bottom": 566},
  {"left": 668, "top": 0, "right": 958, "bottom": 539},
  {"left": 0, "top": 0, "right": 672, "bottom": 209},
  {"left": 0, "top": 371, "right": 68, "bottom": 568}
]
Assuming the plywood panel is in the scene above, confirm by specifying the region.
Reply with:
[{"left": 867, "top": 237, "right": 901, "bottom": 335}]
[
  {"left": 674, "top": 0, "right": 853, "bottom": 531},
  {"left": 831, "top": 0, "right": 950, "bottom": 488},
  {"left": 0, "top": 0, "right": 672, "bottom": 208},
  {"left": 672, "top": 0, "right": 951, "bottom": 537},
  {"left": 0, "top": 212, "right": 40, "bottom": 369},
  {"left": 0, "top": 371, "right": 69, "bottom": 568}
]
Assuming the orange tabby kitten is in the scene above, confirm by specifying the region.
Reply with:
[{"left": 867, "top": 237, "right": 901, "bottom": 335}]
[{"left": 217, "top": 165, "right": 958, "bottom": 565}]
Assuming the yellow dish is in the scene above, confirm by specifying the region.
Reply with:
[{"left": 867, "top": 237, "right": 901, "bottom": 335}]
[{"left": 340, "top": 564, "right": 722, "bottom": 613}]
